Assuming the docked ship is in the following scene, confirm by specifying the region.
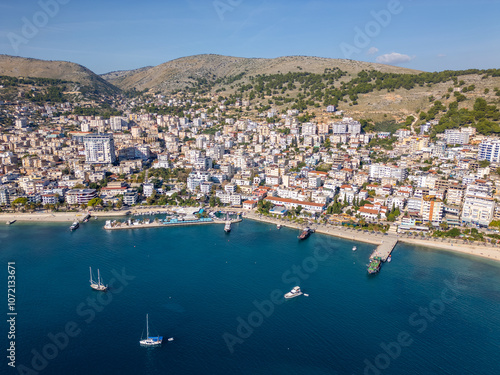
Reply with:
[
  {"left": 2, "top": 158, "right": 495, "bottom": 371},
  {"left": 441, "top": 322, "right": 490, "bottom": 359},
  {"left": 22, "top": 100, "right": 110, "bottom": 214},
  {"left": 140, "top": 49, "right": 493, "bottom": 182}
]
[
  {"left": 224, "top": 221, "right": 231, "bottom": 233},
  {"left": 89, "top": 267, "right": 108, "bottom": 291},
  {"left": 285, "top": 286, "right": 303, "bottom": 299},
  {"left": 298, "top": 227, "right": 314, "bottom": 240},
  {"left": 82, "top": 213, "right": 91, "bottom": 223},
  {"left": 70, "top": 221, "right": 79, "bottom": 231},
  {"left": 6, "top": 220, "right": 16, "bottom": 225},
  {"left": 367, "top": 256, "right": 382, "bottom": 274}
]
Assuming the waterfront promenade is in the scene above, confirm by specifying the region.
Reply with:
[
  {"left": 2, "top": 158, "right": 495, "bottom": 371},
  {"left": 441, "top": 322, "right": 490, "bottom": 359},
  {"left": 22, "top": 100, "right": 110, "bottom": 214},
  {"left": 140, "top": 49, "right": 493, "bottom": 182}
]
[{"left": 238, "top": 211, "right": 500, "bottom": 262}]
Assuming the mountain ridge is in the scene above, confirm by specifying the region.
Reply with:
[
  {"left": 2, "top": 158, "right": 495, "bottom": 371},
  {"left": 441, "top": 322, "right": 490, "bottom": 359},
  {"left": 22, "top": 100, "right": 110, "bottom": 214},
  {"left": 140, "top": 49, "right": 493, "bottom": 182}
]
[
  {"left": 0, "top": 55, "right": 119, "bottom": 95},
  {"left": 101, "top": 54, "right": 423, "bottom": 93}
]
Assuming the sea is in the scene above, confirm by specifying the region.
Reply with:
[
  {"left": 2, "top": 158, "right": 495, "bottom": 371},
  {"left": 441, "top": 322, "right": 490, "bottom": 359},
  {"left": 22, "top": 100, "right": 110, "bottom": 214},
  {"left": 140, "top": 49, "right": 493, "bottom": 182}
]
[{"left": 1, "top": 218, "right": 500, "bottom": 375}]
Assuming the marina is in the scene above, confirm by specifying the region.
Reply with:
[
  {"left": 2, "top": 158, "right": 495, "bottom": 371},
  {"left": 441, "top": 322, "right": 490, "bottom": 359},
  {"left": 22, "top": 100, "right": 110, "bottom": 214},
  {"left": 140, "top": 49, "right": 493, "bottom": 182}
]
[{"left": 104, "top": 213, "right": 242, "bottom": 230}]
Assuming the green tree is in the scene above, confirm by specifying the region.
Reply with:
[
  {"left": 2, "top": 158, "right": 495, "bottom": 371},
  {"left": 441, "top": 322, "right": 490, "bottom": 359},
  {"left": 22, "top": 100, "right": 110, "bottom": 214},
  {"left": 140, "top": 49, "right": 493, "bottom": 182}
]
[
  {"left": 479, "top": 160, "right": 490, "bottom": 168},
  {"left": 87, "top": 197, "right": 103, "bottom": 208},
  {"left": 12, "top": 197, "right": 28, "bottom": 206}
]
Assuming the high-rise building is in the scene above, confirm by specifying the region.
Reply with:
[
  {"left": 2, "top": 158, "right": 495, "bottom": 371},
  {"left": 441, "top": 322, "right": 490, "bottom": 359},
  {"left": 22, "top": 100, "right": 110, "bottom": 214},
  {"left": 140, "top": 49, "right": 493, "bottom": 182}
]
[
  {"left": 83, "top": 134, "right": 116, "bottom": 164},
  {"left": 421, "top": 196, "right": 444, "bottom": 224},
  {"left": 110, "top": 116, "right": 128, "bottom": 132},
  {"left": 478, "top": 139, "right": 500, "bottom": 162}
]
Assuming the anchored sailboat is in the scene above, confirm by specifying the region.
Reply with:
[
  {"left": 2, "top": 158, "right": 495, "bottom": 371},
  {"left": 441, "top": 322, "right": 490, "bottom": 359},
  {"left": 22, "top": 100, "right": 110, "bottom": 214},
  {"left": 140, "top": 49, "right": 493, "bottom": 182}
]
[
  {"left": 89, "top": 267, "right": 108, "bottom": 291},
  {"left": 140, "top": 314, "right": 163, "bottom": 346}
]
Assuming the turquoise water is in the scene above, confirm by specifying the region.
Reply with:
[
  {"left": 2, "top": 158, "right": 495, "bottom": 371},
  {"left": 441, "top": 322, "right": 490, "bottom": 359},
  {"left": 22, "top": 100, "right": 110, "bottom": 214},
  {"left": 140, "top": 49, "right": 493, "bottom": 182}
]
[{"left": 1, "top": 219, "right": 500, "bottom": 375}]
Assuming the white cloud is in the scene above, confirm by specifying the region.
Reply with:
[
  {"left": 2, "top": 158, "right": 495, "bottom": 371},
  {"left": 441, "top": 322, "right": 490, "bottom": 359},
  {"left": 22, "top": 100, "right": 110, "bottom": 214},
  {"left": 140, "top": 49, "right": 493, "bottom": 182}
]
[
  {"left": 366, "top": 47, "right": 379, "bottom": 56},
  {"left": 375, "top": 52, "right": 414, "bottom": 65}
]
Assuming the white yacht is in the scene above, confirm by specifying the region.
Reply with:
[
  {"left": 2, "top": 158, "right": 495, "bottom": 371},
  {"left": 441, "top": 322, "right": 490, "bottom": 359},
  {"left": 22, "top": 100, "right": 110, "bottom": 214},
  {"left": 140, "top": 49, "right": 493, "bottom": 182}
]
[
  {"left": 89, "top": 267, "right": 108, "bottom": 291},
  {"left": 284, "top": 286, "right": 303, "bottom": 299},
  {"left": 352, "top": 246, "right": 357, "bottom": 251},
  {"left": 140, "top": 314, "right": 163, "bottom": 347},
  {"left": 224, "top": 221, "right": 231, "bottom": 233}
]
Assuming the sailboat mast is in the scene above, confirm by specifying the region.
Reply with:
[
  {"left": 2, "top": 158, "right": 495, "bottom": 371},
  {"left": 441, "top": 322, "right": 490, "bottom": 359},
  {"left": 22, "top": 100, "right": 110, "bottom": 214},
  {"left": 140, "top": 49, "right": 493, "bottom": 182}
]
[
  {"left": 146, "top": 314, "right": 149, "bottom": 338},
  {"left": 97, "top": 269, "right": 101, "bottom": 287},
  {"left": 89, "top": 267, "right": 92, "bottom": 284}
]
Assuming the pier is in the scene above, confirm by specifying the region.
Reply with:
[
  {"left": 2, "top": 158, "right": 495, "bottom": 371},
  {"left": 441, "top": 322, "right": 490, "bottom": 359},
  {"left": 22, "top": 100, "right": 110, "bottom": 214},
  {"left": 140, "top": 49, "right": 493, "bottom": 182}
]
[
  {"left": 104, "top": 217, "right": 242, "bottom": 230},
  {"left": 369, "top": 237, "right": 398, "bottom": 262}
]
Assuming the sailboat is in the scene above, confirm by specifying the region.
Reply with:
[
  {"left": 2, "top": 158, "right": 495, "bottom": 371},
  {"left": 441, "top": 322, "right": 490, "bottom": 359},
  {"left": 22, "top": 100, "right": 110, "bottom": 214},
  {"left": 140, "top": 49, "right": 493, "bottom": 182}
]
[
  {"left": 140, "top": 314, "right": 163, "bottom": 346},
  {"left": 89, "top": 267, "right": 108, "bottom": 291}
]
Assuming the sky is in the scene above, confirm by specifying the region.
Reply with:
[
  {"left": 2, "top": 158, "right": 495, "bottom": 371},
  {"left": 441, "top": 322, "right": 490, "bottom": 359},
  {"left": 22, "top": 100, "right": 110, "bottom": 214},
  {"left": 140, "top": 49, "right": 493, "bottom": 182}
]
[{"left": 0, "top": 0, "right": 499, "bottom": 74}]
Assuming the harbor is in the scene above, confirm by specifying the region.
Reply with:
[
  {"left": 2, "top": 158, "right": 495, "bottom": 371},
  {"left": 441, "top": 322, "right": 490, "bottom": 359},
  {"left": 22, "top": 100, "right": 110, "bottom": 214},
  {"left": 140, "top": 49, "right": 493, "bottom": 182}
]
[{"left": 104, "top": 210, "right": 242, "bottom": 230}]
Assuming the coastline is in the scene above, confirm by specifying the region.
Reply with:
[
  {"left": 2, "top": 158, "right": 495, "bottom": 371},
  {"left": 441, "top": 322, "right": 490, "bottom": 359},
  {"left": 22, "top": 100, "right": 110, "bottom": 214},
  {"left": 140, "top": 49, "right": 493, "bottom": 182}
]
[
  {"left": 0, "top": 207, "right": 175, "bottom": 223},
  {"left": 2, "top": 208, "right": 500, "bottom": 263},
  {"left": 240, "top": 212, "right": 500, "bottom": 263}
]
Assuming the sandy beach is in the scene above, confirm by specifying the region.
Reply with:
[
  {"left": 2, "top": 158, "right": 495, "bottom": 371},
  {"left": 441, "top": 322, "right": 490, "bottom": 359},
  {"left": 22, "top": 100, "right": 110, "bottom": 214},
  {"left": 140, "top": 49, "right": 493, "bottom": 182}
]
[{"left": 2, "top": 208, "right": 500, "bottom": 263}]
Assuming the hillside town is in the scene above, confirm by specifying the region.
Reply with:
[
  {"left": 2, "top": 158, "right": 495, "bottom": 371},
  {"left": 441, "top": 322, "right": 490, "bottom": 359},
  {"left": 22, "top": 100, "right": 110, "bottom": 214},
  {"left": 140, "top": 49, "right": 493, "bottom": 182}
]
[{"left": 1, "top": 89, "right": 500, "bottom": 242}]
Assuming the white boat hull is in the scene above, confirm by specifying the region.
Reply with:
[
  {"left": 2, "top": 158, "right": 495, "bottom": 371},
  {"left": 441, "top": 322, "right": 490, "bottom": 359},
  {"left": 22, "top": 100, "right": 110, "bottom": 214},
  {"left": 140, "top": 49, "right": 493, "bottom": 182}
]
[
  {"left": 140, "top": 337, "right": 163, "bottom": 346},
  {"left": 90, "top": 283, "right": 107, "bottom": 291},
  {"left": 284, "top": 292, "right": 303, "bottom": 299}
]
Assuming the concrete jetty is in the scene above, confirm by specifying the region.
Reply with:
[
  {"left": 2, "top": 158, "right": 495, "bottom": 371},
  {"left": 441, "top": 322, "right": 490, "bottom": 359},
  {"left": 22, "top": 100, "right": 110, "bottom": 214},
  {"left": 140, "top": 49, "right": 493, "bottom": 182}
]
[
  {"left": 104, "top": 218, "right": 241, "bottom": 230},
  {"left": 369, "top": 237, "right": 398, "bottom": 262}
]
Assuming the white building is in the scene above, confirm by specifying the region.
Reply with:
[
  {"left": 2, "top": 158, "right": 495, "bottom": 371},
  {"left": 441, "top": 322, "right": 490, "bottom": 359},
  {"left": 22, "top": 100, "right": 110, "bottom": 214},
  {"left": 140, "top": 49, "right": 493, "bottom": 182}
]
[
  {"left": 143, "top": 183, "right": 155, "bottom": 198},
  {"left": 15, "top": 118, "right": 28, "bottom": 129},
  {"left": 444, "top": 129, "right": 470, "bottom": 145},
  {"left": 301, "top": 123, "right": 317, "bottom": 136},
  {"left": 407, "top": 197, "right": 423, "bottom": 214},
  {"left": 110, "top": 116, "right": 128, "bottom": 131},
  {"left": 478, "top": 139, "right": 500, "bottom": 163},
  {"left": 264, "top": 196, "right": 325, "bottom": 213},
  {"left": 83, "top": 134, "right": 116, "bottom": 164},
  {"left": 421, "top": 197, "right": 444, "bottom": 224},
  {"left": 369, "top": 164, "right": 408, "bottom": 181},
  {"left": 123, "top": 190, "right": 138, "bottom": 206},
  {"left": 65, "top": 189, "right": 97, "bottom": 205},
  {"left": 154, "top": 154, "right": 170, "bottom": 169},
  {"left": 461, "top": 195, "right": 495, "bottom": 227}
]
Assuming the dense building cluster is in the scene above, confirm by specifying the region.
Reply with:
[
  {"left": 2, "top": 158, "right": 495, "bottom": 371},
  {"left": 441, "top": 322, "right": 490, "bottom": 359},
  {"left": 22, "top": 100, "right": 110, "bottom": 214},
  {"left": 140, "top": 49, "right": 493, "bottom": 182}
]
[{"left": 1, "top": 89, "right": 500, "bottom": 234}]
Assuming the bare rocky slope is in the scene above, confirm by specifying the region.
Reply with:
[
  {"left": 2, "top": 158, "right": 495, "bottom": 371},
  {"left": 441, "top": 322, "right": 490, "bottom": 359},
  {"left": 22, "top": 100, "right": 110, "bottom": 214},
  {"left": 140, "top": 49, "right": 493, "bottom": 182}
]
[
  {"left": 0, "top": 55, "right": 119, "bottom": 94},
  {"left": 102, "top": 54, "right": 422, "bottom": 93}
]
